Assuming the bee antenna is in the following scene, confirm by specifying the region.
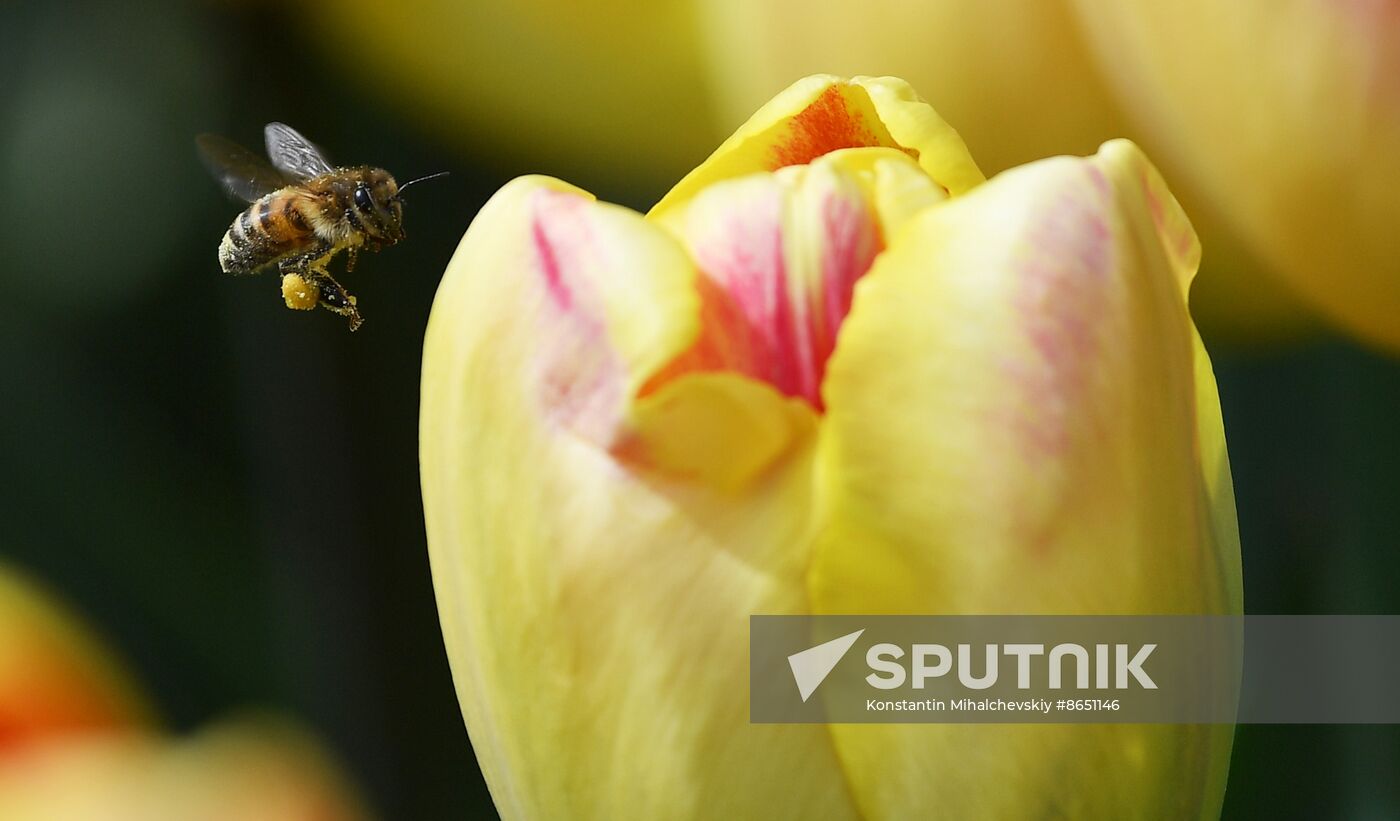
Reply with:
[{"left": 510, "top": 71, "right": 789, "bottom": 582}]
[{"left": 396, "top": 171, "right": 450, "bottom": 196}]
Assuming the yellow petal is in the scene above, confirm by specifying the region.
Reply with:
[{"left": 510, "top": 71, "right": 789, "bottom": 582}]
[
  {"left": 422, "top": 178, "right": 857, "bottom": 818},
  {"left": 651, "top": 75, "right": 983, "bottom": 221},
  {"left": 813, "top": 140, "right": 1239, "bottom": 818},
  {"left": 0, "top": 564, "right": 151, "bottom": 749},
  {"left": 624, "top": 374, "right": 816, "bottom": 490}
]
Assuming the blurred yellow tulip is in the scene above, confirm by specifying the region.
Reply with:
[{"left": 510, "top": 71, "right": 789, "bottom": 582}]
[
  {"left": 0, "top": 566, "right": 372, "bottom": 820},
  {"left": 0, "top": 564, "right": 150, "bottom": 749},
  {"left": 421, "top": 76, "right": 1241, "bottom": 820},
  {"left": 0, "top": 719, "right": 372, "bottom": 821},
  {"left": 299, "top": 0, "right": 715, "bottom": 193},
  {"left": 1070, "top": 0, "right": 1400, "bottom": 351}
]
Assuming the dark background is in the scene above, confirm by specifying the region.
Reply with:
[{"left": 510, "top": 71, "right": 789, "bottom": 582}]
[{"left": 1, "top": 1, "right": 1398, "bottom": 818}]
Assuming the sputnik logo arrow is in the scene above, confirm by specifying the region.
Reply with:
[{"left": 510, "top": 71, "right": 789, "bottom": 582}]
[{"left": 788, "top": 629, "right": 865, "bottom": 702}]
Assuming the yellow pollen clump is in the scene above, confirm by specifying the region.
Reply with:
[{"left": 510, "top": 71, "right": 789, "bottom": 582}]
[{"left": 281, "top": 273, "right": 319, "bottom": 310}]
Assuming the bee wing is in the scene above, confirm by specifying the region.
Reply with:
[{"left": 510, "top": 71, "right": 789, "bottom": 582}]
[
  {"left": 264, "top": 122, "right": 335, "bottom": 180},
  {"left": 197, "top": 133, "right": 291, "bottom": 202}
]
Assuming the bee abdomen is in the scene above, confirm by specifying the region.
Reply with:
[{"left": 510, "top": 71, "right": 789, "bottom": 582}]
[{"left": 217, "top": 193, "right": 314, "bottom": 275}]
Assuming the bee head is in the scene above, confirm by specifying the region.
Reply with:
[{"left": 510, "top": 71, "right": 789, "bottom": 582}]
[{"left": 349, "top": 168, "right": 406, "bottom": 244}]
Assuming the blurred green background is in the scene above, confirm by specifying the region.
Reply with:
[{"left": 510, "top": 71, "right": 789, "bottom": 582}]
[{"left": 1, "top": 1, "right": 1398, "bottom": 818}]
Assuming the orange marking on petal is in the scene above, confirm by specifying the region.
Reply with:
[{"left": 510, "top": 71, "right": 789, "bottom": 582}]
[{"left": 770, "top": 86, "right": 884, "bottom": 169}]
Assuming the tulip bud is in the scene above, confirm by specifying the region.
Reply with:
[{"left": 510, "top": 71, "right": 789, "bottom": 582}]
[{"left": 421, "top": 76, "right": 1241, "bottom": 819}]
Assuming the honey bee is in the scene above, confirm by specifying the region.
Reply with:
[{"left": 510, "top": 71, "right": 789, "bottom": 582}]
[{"left": 197, "top": 123, "right": 445, "bottom": 331}]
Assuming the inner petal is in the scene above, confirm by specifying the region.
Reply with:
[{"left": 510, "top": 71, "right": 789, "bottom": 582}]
[{"left": 645, "top": 150, "right": 944, "bottom": 410}]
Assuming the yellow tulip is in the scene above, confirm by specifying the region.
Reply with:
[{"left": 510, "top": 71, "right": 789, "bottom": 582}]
[
  {"left": 422, "top": 76, "right": 1241, "bottom": 819},
  {"left": 1069, "top": 0, "right": 1400, "bottom": 349}
]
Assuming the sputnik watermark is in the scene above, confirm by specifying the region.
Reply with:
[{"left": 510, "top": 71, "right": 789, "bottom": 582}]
[
  {"left": 758, "top": 617, "right": 1181, "bottom": 723},
  {"left": 752, "top": 616, "right": 1400, "bottom": 724},
  {"left": 788, "top": 633, "right": 1153, "bottom": 711},
  {"left": 787, "top": 629, "right": 863, "bottom": 702},
  {"left": 798, "top": 638, "right": 1145, "bottom": 717},
  {"left": 863, "top": 642, "right": 1156, "bottom": 691}
]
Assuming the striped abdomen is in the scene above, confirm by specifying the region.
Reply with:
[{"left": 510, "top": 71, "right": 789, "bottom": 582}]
[{"left": 218, "top": 190, "right": 316, "bottom": 275}]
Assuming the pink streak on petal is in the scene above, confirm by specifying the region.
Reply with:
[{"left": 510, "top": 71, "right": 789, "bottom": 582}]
[
  {"left": 692, "top": 186, "right": 803, "bottom": 399},
  {"left": 655, "top": 182, "right": 882, "bottom": 411},
  {"left": 529, "top": 189, "right": 626, "bottom": 444},
  {"left": 1139, "top": 167, "right": 1196, "bottom": 267},
  {"left": 817, "top": 191, "right": 881, "bottom": 373},
  {"left": 532, "top": 211, "right": 572, "bottom": 312},
  {"left": 1006, "top": 165, "right": 1114, "bottom": 462}
]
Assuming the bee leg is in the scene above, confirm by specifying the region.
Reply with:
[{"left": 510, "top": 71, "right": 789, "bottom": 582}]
[
  {"left": 276, "top": 244, "right": 359, "bottom": 330},
  {"left": 311, "top": 271, "right": 363, "bottom": 332},
  {"left": 344, "top": 247, "right": 359, "bottom": 273},
  {"left": 278, "top": 242, "right": 334, "bottom": 277}
]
